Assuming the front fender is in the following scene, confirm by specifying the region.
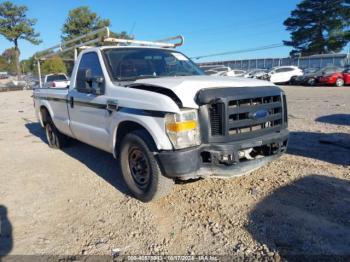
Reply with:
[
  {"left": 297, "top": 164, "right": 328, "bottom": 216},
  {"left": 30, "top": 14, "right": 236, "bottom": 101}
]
[{"left": 111, "top": 112, "right": 173, "bottom": 158}]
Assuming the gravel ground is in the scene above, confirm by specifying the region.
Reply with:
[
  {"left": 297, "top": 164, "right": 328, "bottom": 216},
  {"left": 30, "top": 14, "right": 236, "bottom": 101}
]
[{"left": 0, "top": 86, "right": 349, "bottom": 260}]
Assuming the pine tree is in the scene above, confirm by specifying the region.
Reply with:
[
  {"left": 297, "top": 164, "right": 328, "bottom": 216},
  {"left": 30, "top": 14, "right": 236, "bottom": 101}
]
[
  {"left": 284, "top": 0, "right": 350, "bottom": 56},
  {"left": 61, "top": 6, "right": 132, "bottom": 42},
  {"left": 0, "top": 1, "right": 41, "bottom": 79}
]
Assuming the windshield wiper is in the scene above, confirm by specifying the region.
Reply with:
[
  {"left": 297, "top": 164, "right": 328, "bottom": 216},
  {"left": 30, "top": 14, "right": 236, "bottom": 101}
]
[{"left": 116, "top": 75, "right": 159, "bottom": 81}]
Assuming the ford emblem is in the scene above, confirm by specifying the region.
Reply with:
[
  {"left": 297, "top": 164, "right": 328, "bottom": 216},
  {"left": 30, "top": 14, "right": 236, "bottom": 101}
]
[{"left": 250, "top": 109, "right": 269, "bottom": 120}]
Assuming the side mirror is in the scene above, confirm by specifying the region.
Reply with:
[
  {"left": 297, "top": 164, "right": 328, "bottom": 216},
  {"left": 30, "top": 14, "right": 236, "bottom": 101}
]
[
  {"left": 77, "top": 68, "right": 104, "bottom": 95},
  {"left": 87, "top": 76, "right": 104, "bottom": 95}
]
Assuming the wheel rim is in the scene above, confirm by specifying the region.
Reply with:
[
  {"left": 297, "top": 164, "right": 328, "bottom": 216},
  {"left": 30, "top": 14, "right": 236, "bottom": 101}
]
[
  {"left": 128, "top": 146, "right": 150, "bottom": 188},
  {"left": 46, "top": 124, "right": 54, "bottom": 145},
  {"left": 336, "top": 79, "right": 344, "bottom": 86}
]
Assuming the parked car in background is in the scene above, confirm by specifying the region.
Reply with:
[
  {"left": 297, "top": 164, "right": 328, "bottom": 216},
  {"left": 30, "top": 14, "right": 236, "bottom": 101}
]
[
  {"left": 0, "top": 71, "right": 9, "bottom": 79},
  {"left": 268, "top": 66, "right": 303, "bottom": 84},
  {"left": 244, "top": 69, "right": 268, "bottom": 79},
  {"left": 203, "top": 66, "right": 246, "bottom": 77},
  {"left": 199, "top": 65, "right": 226, "bottom": 74},
  {"left": 292, "top": 66, "right": 344, "bottom": 86},
  {"left": 291, "top": 68, "right": 319, "bottom": 86},
  {"left": 228, "top": 69, "right": 246, "bottom": 77},
  {"left": 205, "top": 66, "right": 232, "bottom": 76},
  {"left": 43, "top": 73, "right": 70, "bottom": 88},
  {"left": 342, "top": 67, "right": 350, "bottom": 85},
  {"left": 318, "top": 66, "right": 346, "bottom": 87}
]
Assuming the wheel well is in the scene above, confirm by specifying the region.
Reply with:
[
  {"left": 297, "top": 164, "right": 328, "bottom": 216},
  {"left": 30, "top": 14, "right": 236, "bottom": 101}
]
[
  {"left": 40, "top": 106, "right": 51, "bottom": 125},
  {"left": 115, "top": 121, "right": 157, "bottom": 155}
]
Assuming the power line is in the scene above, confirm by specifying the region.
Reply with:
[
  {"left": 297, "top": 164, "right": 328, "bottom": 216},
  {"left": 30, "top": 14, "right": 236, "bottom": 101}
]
[
  {"left": 190, "top": 30, "right": 350, "bottom": 60},
  {"left": 191, "top": 43, "right": 285, "bottom": 60},
  {"left": 181, "top": 11, "right": 287, "bottom": 36}
]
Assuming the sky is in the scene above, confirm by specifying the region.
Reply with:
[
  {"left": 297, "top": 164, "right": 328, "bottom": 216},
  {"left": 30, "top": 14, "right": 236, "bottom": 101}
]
[{"left": 0, "top": 0, "right": 305, "bottom": 62}]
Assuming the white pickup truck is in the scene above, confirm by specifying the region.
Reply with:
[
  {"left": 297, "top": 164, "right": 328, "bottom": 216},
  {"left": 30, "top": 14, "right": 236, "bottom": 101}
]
[
  {"left": 42, "top": 73, "right": 70, "bottom": 88},
  {"left": 33, "top": 35, "right": 289, "bottom": 202}
]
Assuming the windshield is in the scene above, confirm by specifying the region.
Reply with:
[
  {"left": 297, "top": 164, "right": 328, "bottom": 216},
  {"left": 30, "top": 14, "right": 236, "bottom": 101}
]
[
  {"left": 320, "top": 67, "right": 342, "bottom": 75},
  {"left": 103, "top": 48, "right": 204, "bottom": 81}
]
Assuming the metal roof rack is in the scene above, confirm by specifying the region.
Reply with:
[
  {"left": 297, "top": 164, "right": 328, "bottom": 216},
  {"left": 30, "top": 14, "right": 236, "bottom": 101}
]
[
  {"left": 34, "top": 27, "right": 184, "bottom": 87},
  {"left": 103, "top": 35, "right": 184, "bottom": 48},
  {"left": 35, "top": 27, "right": 184, "bottom": 61}
]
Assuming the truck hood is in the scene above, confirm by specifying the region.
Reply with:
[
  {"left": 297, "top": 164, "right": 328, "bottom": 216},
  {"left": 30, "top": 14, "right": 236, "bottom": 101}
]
[{"left": 132, "top": 75, "right": 274, "bottom": 108}]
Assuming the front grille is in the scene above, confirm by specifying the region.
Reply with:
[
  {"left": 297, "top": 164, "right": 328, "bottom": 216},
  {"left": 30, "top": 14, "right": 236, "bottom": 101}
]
[
  {"left": 207, "top": 92, "right": 286, "bottom": 141},
  {"left": 227, "top": 95, "right": 283, "bottom": 135}
]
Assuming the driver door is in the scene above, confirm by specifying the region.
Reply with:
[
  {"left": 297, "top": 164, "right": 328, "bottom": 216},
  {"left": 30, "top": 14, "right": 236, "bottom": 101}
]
[{"left": 68, "top": 52, "right": 110, "bottom": 152}]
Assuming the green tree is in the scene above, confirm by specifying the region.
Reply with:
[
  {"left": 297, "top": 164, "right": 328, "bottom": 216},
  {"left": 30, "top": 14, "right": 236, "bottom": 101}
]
[
  {"left": 20, "top": 59, "right": 32, "bottom": 74},
  {"left": 61, "top": 6, "right": 132, "bottom": 60},
  {"left": 284, "top": 0, "right": 350, "bottom": 56},
  {"left": 62, "top": 6, "right": 132, "bottom": 42},
  {"left": 62, "top": 6, "right": 111, "bottom": 41},
  {"left": 0, "top": 56, "right": 7, "bottom": 72},
  {"left": 0, "top": 48, "right": 17, "bottom": 73},
  {"left": 41, "top": 56, "right": 67, "bottom": 75},
  {"left": 0, "top": 1, "right": 41, "bottom": 79}
]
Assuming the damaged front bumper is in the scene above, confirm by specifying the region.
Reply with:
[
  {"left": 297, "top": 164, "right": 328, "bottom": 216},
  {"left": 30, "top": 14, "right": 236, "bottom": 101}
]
[{"left": 157, "top": 129, "right": 289, "bottom": 179}]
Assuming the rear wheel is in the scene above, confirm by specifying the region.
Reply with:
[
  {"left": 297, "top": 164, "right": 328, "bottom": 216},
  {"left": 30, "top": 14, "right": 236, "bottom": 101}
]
[
  {"left": 45, "top": 121, "right": 69, "bottom": 149},
  {"left": 119, "top": 130, "right": 174, "bottom": 202},
  {"left": 335, "top": 78, "right": 344, "bottom": 87}
]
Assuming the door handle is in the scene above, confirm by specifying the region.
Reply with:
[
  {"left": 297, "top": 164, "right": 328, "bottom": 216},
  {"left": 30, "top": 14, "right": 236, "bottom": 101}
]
[
  {"left": 70, "top": 96, "right": 74, "bottom": 108},
  {"left": 106, "top": 99, "right": 118, "bottom": 112}
]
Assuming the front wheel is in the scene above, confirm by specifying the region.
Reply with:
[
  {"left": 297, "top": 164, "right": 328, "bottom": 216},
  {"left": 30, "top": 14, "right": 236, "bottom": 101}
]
[
  {"left": 335, "top": 78, "right": 344, "bottom": 87},
  {"left": 119, "top": 130, "right": 174, "bottom": 202},
  {"left": 308, "top": 78, "right": 316, "bottom": 86}
]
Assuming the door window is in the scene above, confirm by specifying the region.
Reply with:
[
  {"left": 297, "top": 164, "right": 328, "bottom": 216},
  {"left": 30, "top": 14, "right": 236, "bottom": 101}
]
[
  {"left": 275, "top": 68, "right": 286, "bottom": 73},
  {"left": 76, "top": 52, "right": 104, "bottom": 93}
]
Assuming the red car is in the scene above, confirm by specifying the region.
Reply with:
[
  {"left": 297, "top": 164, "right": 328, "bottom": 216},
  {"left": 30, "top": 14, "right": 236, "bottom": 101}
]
[{"left": 318, "top": 67, "right": 350, "bottom": 87}]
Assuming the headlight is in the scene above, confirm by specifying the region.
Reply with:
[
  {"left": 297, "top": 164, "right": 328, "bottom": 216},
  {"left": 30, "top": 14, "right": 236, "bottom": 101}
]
[{"left": 165, "top": 109, "right": 201, "bottom": 149}]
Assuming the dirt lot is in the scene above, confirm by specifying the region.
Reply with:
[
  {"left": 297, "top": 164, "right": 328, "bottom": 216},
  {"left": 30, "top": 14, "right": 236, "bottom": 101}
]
[{"left": 0, "top": 86, "right": 349, "bottom": 259}]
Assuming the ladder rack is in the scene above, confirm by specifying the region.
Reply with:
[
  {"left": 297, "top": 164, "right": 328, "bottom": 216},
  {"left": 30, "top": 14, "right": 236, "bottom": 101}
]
[
  {"left": 35, "top": 27, "right": 184, "bottom": 87},
  {"left": 35, "top": 27, "right": 184, "bottom": 61}
]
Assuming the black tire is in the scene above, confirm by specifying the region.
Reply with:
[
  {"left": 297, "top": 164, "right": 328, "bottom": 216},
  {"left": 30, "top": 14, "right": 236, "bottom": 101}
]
[
  {"left": 45, "top": 120, "right": 69, "bottom": 149},
  {"left": 290, "top": 76, "right": 297, "bottom": 85},
  {"left": 308, "top": 78, "right": 316, "bottom": 86},
  {"left": 119, "top": 130, "right": 174, "bottom": 202}
]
